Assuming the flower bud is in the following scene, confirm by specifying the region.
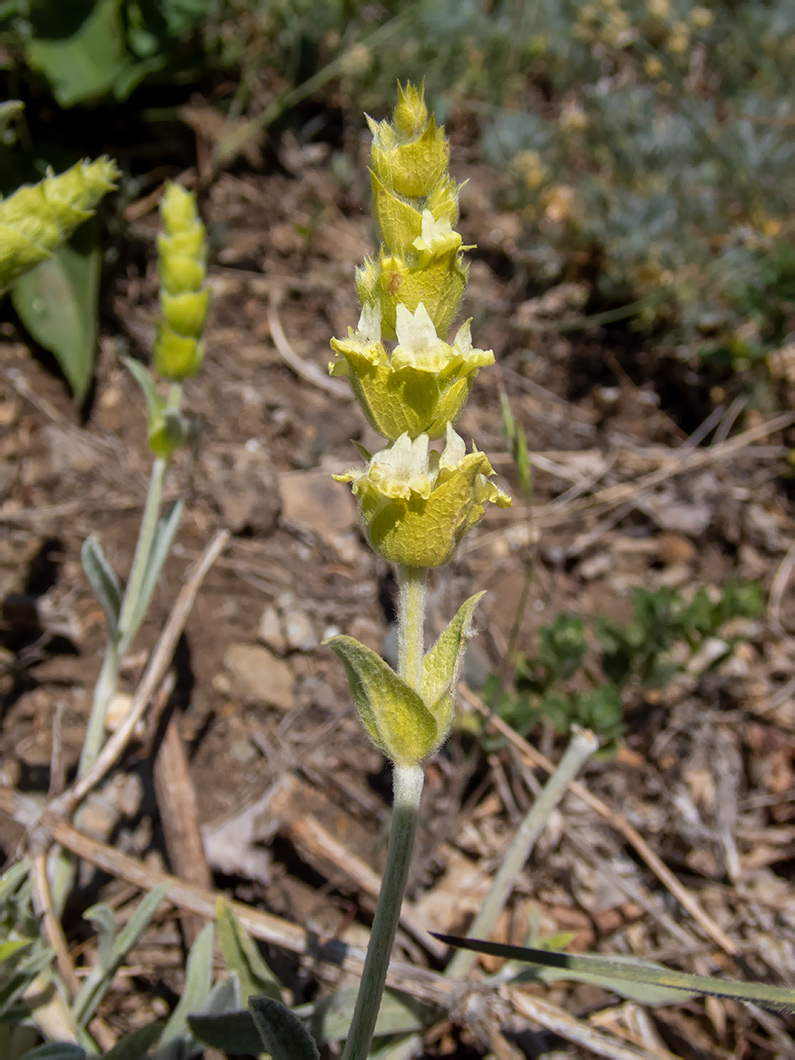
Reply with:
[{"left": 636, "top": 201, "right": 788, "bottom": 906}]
[
  {"left": 160, "top": 182, "right": 200, "bottom": 234},
  {"left": 368, "top": 113, "right": 448, "bottom": 201},
  {"left": 393, "top": 80, "right": 428, "bottom": 137},
  {"left": 154, "top": 322, "right": 204, "bottom": 380},
  {"left": 335, "top": 426, "right": 511, "bottom": 568}
]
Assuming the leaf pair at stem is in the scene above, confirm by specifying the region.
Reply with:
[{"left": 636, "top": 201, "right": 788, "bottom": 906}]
[{"left": 327, "top": 592, "right": 483, "bottom": 766}]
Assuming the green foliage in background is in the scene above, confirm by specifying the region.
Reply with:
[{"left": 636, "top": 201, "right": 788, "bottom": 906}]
[
  {"left": 476, "top": 0, "right": 794, "bottom": 384},
  {"left": 0, "top": 0, "right": 216, "bottom": 106},
  {"left": 486, "top": 580, "right": 764, "bottom": 753}
]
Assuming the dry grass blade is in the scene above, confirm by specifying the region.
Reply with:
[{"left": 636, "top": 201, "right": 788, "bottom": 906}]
[
  {"left": 509, "top": 989, "right": 671, "bottom": 1060},
  {"left": 268, "top": 302, "right": 351, "bottom": 398},
  {"left": 530, "top": 410, "right": 795, "bottom": 527},
  {"left": 460, "top": 684, "right": 740, "bottom": 958},
  {"left": 49, "top": 529, "right": 230, "bottom": 819}
]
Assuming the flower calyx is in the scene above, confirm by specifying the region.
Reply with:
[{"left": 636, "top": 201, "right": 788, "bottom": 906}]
[
  {"left": 330, "top": 301, "right": 494, "bottom": 441},
  {"left": 335, "top": 425, "right": 511, "bottom": 569}
]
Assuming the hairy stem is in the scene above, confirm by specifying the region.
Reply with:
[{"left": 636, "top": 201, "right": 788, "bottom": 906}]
[
  {"left": 341, "top": 763, "right": 424, "bottom": 1060},
  {"left": 342, "top": 564, "right": 427, "bottom": 1059},
  {"left": 397, "top": 565, "right": 426, "bottom": 691},
  {"left": 448, "top": 726, "right": 598, "bottom": 979},
  {"left": 117, "top": 456, "right": 168, "bottom": 648},
  {"left": 78, "top": 456, "right": 168, "bottom": 779}
]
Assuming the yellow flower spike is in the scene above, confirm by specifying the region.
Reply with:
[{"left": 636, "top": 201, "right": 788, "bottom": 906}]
[
  {"left": 350, "top": 82, "right": 472, "bottom": 340},
  {"left": 330, "top": 302, "right": 494, "bottom": 441},
  {"left": 153, "top": 182, "right": 209, "bottom": 382},
  {"left": 0, "top": 156, "right": 118, "bottom": 291},
  {"left": 335, "top": 425, "right": 511, "bottom": 569}
]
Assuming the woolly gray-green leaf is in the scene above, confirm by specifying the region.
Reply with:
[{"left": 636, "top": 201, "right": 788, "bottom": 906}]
[
  {"left": 18, "top": 1045, "right": 87, "bottom": 1060},
  {"left": 159, "top": 922, "right": 214, "bottom": 1048},
  {"left": 81, "top": 536, "right": 122, "bottom": 642},
  {"left": 187, "top": 1010, "right": 263, "bottom": 1055},
  {"left": 326, "top": 635, "right": 437, "bottom": 764},
  {"left": 249, "top": 995, "right": 320, "bottom": 1060},
  {"left": 216, "top": 896, "right": 282, "bottom": 1003},
  {"left": 101, "top": 1022, "right": 163, "bottom": 1060},
  {"left": 12, "top": 227, "right": 100, "bottom": 403}
]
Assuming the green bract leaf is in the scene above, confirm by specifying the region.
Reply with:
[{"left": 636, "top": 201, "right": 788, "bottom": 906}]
[
  {"left": 433, "top": 936, "right": 795, "bottom": 1014},
  {"left": 325, "top": 635, "right": 437, "bottom": 765},
  {"left": 12, "top": 224, "right": 101, "bottom": 403},
  {"left": 422, "top": 592, "right": 484, "bottom": 734},
  {"left": 248, "top": 996, "right": 320, "bottom": 1060},
  {"left": 216, "top": 896, "right": 282, "bottom": 1004}
]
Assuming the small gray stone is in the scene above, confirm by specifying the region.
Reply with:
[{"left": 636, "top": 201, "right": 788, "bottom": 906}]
[
  {"left": 279, "top": 470, "right": 356, "bottom": 543},
  {"left": 283, "top": 608, "right": 317, "bottom": 652},
  {"left": 258, "top": 605, "right": 286, "bottom": 654},
  {"left": 224, "top": 643, "right": 295, "bottom": 710},
  {"left": 213, "top": 462, "right": 281, "bottom": 536}
]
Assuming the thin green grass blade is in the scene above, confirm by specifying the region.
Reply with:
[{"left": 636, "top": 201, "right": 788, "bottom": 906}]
[{"left": 434, "top": 935, "right": 795, "bottom": 1014}]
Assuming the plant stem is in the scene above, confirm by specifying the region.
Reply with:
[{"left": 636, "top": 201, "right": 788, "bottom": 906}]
[
  {"left": 397, "top": 565, "right": 426, "bottom": 691},
  {"left": 117, "top": 456, "right": 167, "bottom": 647},
  {"left": 447, "top": 726, "right": 598, "bottom": 980},
  {"left": 78, "top": 455, "right": 167, "bottom": 779},
  {"left": 341, "top": 762, "right": 424, "bottom": 1060},
  {"left": 77, "top": 643, "right": 119, "bottom": 780},
  {"left": 342, "top": 564, "right": 427, "bottom": 1060}
]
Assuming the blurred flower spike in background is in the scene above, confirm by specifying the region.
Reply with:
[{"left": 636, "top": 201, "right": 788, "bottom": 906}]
[{"left": 155, "top": 182, "right": 209, "bottom": 381}]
